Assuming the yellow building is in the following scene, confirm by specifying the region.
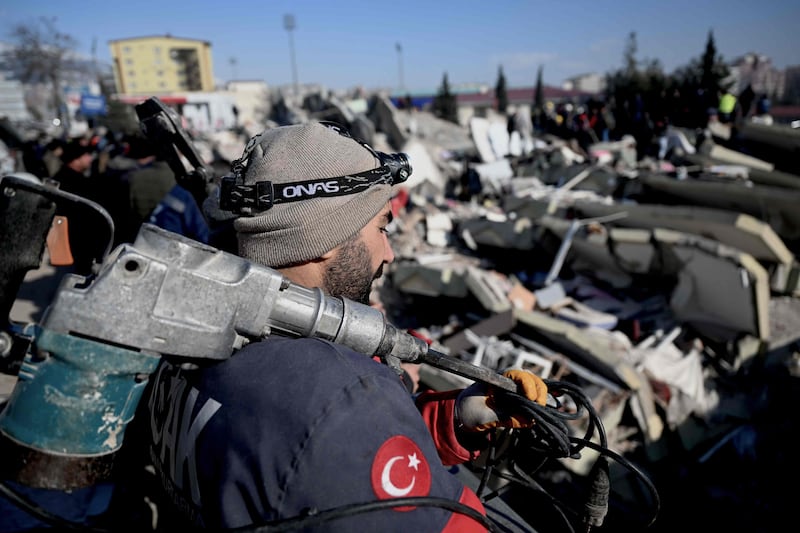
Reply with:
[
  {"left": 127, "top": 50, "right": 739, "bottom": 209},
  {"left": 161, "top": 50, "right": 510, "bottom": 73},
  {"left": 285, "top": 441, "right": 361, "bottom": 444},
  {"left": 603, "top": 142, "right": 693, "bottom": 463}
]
[{"left": 109, "top": 35, "right": 215, "bottom": 95}]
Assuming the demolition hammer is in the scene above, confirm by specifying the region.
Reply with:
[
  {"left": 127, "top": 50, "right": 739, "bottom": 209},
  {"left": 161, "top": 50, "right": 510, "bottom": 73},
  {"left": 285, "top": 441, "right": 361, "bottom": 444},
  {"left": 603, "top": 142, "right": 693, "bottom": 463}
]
[{"left": 0, "top": 99, "right": 519, "bottom": 491}]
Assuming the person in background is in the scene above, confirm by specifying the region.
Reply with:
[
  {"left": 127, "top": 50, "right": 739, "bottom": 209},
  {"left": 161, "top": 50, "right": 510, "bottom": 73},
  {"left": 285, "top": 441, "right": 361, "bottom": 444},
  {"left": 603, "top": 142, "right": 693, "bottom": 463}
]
[
  {"left": 752, "top": 94, "right": 774, "bottom": 125},
  {"left": 738, "top": 84, "right": 756, "bottom": 121},
  {"left": 52, "top": 140, "right": 109, "bottom": 275},
  {"left": 717, "top": 89, "right": 737, "bottom": 124},
  {"left": 21, "top": 133, "right": 49, "bottom": 179},
  {"left": 119, "top": 135, "right": 176, "bottom": 243},
  {"left": 148, "top": 182, "right": 210, "bottom": 244},
  {"left": 136, "top": 122, "right": 548, "bottom": 531}
]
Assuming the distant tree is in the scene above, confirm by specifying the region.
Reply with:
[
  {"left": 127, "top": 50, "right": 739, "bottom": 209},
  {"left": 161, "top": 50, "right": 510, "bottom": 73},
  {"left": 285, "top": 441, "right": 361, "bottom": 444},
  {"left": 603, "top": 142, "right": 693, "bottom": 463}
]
[
  {"left": 432, "top": 73, "right": 458, "bottom": 124},
  {"left": 6, "top": 17, "right": 79, "bottom": 125},
  {"left": 700, "top": 30, "right": 730, "bottom": 94},
  {"left": 670, "top": 29, "right": 732, "bottom": 127},
  {"left": 495, "top": 65, "right": 508, "bottom": 114},
  {"left": 532, "top": 65, "right": 544, "bottom": 130},
  {"left": 623, "top": 31, "right": 637, "bottom": 76},
  {"left": 605, "top": 31, "right": 669, "bottom": 153}
]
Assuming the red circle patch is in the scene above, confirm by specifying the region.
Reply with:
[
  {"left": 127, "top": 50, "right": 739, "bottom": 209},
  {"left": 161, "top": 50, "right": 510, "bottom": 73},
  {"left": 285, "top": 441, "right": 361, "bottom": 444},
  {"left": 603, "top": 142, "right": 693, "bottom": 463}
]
[{"left": 370, "top": 435, "right": 431, "bottom": 510}]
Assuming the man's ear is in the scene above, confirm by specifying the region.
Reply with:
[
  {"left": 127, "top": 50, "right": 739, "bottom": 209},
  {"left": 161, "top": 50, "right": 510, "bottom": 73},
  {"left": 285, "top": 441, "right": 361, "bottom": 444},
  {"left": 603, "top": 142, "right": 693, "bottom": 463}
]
[{"left": 319, "top": 248, "right": 336, "bottom": 261}]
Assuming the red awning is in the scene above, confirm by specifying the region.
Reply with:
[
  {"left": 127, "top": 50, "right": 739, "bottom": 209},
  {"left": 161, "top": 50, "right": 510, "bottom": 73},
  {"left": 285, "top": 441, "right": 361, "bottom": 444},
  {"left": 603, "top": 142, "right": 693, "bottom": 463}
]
[{"left": 114, "top": 95, "right": 188, "bottom": 105}]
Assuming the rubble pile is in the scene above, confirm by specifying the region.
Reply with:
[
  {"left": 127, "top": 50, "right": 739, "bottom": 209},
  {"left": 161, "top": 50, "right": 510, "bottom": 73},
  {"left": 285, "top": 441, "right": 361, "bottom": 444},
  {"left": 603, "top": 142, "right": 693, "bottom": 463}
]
[{"left": 366, "top": 104, "right": 800, "bottom": 532}]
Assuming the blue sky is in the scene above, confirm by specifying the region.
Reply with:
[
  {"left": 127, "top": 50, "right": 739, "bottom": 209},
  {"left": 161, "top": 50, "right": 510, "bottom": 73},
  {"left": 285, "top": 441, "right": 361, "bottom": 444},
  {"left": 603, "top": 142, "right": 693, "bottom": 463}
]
[{"left": 2, "top": 0, "right": 798, "bottom": 93}]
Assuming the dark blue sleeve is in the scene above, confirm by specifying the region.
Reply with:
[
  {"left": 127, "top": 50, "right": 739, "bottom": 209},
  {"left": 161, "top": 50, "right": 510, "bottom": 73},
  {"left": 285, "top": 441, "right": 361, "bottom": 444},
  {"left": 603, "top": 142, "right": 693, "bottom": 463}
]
[
  {"left": 273, "top": 355, "right": 475, "bottom": 531},
  {"left": 145, "top": 336, "right": 483, "bottom": 531},
  {"left": 180, "top": 187, "right": 209, "bottom": 244}
]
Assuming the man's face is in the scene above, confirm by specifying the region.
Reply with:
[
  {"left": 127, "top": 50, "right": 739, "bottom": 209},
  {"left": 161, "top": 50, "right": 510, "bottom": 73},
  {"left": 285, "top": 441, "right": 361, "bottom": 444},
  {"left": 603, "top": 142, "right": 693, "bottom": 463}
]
[{"left": 323, "top": 202, "right": 395, "bottom": 304}]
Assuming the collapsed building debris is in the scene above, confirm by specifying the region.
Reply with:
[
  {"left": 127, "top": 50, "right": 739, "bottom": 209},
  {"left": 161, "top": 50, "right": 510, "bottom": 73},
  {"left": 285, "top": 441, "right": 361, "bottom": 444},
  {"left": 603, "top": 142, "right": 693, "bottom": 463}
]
[{"left": 363, "top": 103, "right": 800, "bottom": 532}]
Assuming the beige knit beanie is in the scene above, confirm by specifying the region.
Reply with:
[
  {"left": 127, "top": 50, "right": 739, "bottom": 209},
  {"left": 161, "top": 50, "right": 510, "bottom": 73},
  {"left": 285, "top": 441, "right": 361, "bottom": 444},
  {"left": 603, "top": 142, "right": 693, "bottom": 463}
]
[{"left": 232, "top": 122, "right": 393, "bottom": 267}]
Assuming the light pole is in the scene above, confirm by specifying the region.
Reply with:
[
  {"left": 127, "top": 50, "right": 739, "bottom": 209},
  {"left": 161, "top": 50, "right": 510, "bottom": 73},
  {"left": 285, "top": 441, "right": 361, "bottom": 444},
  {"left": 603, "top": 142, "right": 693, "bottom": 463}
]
[
  {"left": 284, "top": 14, "right": 299, "bottom": 95},
  {"left": 229, "top": 57, "right": 238, "bottom": 82},
  {"left": 395, "top": 42, "right": 405, "bottom": 93}
]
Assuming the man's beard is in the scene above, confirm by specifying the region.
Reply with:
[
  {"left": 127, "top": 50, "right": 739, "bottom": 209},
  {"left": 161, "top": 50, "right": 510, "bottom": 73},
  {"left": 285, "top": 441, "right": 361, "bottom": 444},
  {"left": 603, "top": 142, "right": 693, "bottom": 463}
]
[{"left": 323, "top": 235, "right": 383, "bottom": 304}]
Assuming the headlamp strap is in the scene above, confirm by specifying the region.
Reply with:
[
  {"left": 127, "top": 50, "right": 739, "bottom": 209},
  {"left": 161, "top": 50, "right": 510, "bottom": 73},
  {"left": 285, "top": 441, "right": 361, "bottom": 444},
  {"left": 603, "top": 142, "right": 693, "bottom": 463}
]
[
  {"left": 219, "top": 166, "right": 393, "bottom": 215},
  {"left": 220, "top": 123, "right": 410, "bottom": 216}
]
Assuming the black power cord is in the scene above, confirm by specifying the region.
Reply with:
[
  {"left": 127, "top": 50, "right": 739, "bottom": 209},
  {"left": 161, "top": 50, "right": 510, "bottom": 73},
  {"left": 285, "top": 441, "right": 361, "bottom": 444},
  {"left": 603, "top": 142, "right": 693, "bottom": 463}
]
[
  {"left": 470, "top": 378, "right": 661, "bottom": 532},
  {"left": 581, "top": 455, "right": 610, "bottom": 532},
  {"left": 0, "top": 478, "right": 498, "bottom": 533},
  {"left": 232, "top": 497, "right": 496, "bottom": 532}
]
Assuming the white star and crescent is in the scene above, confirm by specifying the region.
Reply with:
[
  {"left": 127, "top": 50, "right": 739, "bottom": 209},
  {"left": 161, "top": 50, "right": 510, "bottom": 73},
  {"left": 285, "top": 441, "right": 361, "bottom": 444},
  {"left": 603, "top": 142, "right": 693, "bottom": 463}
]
[
  {"left": 371, "top": 436, "right": 431, "bottom": 503},
  {"left": 380, "top": 453, "right": 421, "bottom": 497},
  {"left": 407, "top": 452, "right": 421, "bottom": 470}
]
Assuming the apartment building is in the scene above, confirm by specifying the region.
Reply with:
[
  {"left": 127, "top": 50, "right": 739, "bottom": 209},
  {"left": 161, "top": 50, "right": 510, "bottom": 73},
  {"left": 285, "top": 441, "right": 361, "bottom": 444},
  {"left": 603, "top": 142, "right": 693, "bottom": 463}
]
[
  {"left": 109, "top": 35, "right": 215, "bottom": 95},
  {"left": 728, "top": 52, "right": 785, "bottom": 101}
]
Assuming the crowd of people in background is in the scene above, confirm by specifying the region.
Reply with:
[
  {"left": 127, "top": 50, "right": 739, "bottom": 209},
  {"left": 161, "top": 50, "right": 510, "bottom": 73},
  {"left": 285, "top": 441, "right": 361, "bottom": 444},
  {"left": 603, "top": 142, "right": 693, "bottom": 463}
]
[
  {"left": 3, "top": 125, "right": 213, "bottom": 275},
  {"left": 534, "top": 84, "right": 776, "bottom": 161}
]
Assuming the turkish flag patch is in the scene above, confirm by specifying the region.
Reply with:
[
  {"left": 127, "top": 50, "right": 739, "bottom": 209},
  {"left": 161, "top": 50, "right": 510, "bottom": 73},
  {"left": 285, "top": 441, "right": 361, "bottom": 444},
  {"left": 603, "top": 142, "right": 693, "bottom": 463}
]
[{"left": 371, "top": 435, "right": 432, "bottom": 510}]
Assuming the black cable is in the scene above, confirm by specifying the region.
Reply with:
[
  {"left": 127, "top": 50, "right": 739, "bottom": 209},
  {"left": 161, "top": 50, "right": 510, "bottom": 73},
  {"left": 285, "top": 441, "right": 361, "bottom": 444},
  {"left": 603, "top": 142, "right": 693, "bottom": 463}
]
[
  {"left": 1, "top": 480, "right": 497, "bottom": 532},
  {"left": 466, "top": 377, "right": 660, "bottom": 532},
  {"left": 231, "top": 496, "right": 499, "bottom": 532},
  {"left": 2, "top": 481, "right": 498, "bottom": 533},
  {"left": 581, "top": 455, "right": 610, "bottom": 532},
  {"left": 490, "top": 378, "right": 604, "bottom": 461},
  {"left": 570, "top": 437, "right": 661, "bottom": 529},
  {"left": 476, "top": 430, "right": 500, "bottom": 496},
  {"left": 503, "top": 465, "right": 577, "bottom": 533}
]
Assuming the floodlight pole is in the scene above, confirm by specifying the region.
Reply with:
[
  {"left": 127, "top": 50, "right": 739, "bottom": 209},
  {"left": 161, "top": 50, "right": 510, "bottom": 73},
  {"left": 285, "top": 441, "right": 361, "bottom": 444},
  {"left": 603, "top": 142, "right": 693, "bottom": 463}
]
[
  {"left": 396, "top": 42, "right": 405, "bottom": 93},
  {"left": 284, "top": 14, "right": 299, "bottom": 95}
]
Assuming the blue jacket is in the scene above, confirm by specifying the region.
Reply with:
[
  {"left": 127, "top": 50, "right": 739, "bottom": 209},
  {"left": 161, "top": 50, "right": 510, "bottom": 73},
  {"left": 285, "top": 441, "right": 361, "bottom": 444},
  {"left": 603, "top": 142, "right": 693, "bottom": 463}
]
[
  {"left": 149, "top": 184, "right": 210, "bottom": 243},
  {"left": 145, "top": 335, "right": 486, "bottom": 531}
]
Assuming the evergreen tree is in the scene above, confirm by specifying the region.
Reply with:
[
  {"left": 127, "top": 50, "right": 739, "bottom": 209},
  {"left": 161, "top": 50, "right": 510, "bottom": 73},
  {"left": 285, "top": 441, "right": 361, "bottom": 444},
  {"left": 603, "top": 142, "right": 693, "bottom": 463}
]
[
  {"left": 495, "top": 65, "right": 508, "bottom": 114},
  {"left": 623, "top": 31, "right": 638, "bottom": 76},
  {"left": 432, "top": 72, "right": 458, "bottom": 124},
  {"left": 700, "top": 30, "right": 731, "bottom": 95},
  {"left": 605, "top": 31, "right": 669, "bottom": 152},
  {"left": 670, "top": 29, "right": 732, "bottom": 127},
  {"left": 701, "top": 30, "right": 717, "bottom": 92}
]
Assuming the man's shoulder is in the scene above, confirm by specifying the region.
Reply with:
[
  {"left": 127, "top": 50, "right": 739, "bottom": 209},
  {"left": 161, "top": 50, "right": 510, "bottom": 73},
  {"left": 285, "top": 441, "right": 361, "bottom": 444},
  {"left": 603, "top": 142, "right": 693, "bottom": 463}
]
[
  {"left": 214, "top": 337, "right": 399, "bottom": 402},
  {"left": 149, "top": 336, "right": 405, "bottom": 424},
  {"left": 238, "top": 336, "right": 390, "bottom": 379}
]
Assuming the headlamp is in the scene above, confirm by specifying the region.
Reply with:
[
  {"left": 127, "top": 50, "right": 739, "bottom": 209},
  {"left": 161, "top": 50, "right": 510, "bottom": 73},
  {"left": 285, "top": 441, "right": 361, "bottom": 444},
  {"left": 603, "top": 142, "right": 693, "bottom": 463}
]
[{"left": 219, "top": 122, "right": 412, "bottom": 216}]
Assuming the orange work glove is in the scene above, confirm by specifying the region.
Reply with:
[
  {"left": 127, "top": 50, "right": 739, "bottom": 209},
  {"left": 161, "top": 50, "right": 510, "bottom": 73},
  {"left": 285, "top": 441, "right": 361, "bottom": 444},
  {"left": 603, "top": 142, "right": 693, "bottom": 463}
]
[{"left": 456, "top": 369, "right": 548, "bottom": 432}]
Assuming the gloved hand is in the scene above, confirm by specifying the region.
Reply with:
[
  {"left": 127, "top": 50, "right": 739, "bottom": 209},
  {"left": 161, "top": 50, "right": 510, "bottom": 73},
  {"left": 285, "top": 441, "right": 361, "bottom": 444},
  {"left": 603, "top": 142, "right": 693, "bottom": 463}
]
[{"left": 456, "top": 369, "right": 548, "bottom": 432}]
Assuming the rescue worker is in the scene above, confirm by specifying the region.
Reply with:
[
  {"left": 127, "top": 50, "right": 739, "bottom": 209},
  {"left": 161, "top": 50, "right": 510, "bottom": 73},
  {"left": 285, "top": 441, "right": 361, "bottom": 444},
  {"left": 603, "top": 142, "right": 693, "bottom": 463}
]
[
  {"left": 140, "top": 122, "right": 547, "bottom": 531},
  {"left": 52, "top": 140, "right": 108, "bottom": 275},
  {"left": 148, "top": 182, "right": 210, "bottom": 244},
  {"left": 718, "top": 89, "right": 737, "bottom": 124}
]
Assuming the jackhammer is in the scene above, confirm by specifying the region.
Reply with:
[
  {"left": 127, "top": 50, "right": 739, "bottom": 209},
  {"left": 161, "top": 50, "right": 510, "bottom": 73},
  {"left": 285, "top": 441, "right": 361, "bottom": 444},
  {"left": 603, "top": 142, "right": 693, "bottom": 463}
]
[
  {"left": 0, "top": 182, "right": 519, "bottom": 491},
  {"left": 0, "top": 96, "right": 521, "bottom": 491}
]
